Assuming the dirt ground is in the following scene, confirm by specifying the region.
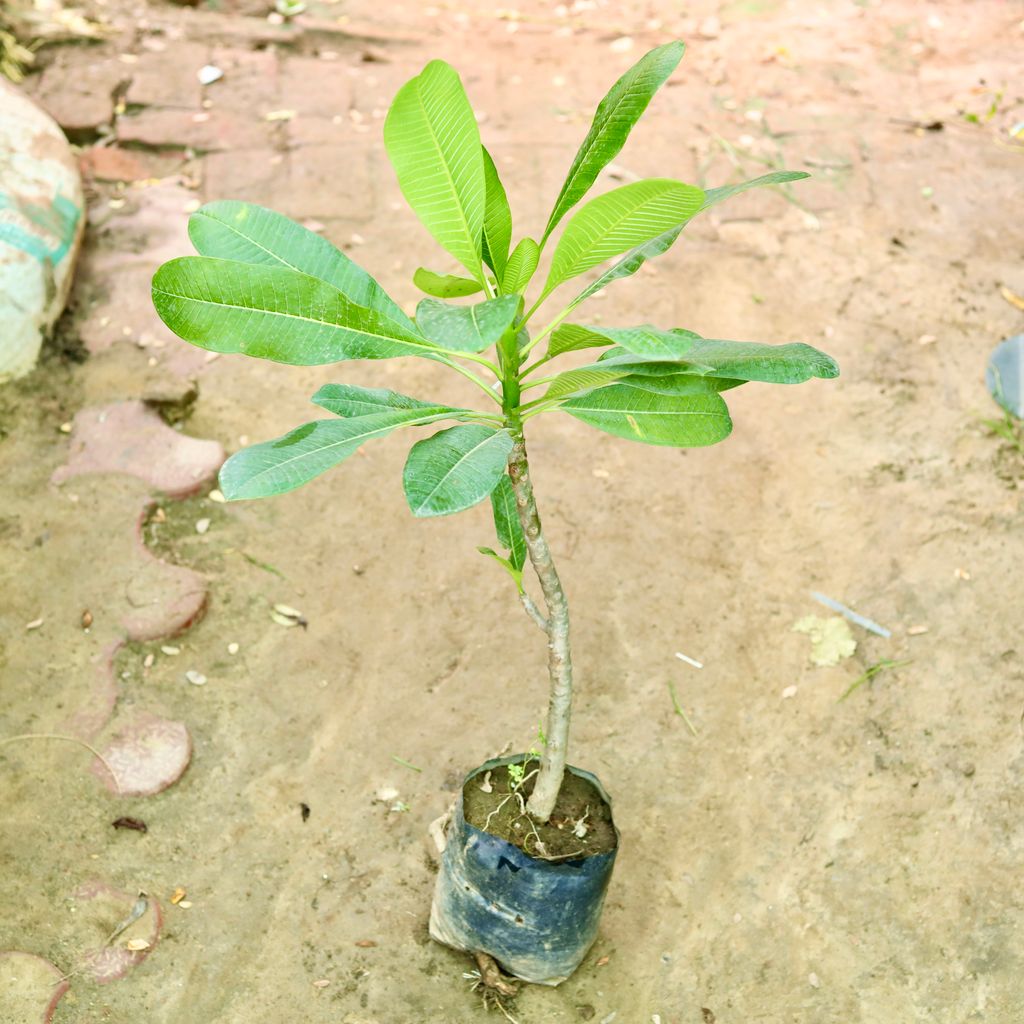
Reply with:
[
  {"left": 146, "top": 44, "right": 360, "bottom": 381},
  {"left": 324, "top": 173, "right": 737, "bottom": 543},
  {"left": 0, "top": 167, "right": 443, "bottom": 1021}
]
[{"left": 2, "top": 0, "right": 1023, "bottom": 1021}]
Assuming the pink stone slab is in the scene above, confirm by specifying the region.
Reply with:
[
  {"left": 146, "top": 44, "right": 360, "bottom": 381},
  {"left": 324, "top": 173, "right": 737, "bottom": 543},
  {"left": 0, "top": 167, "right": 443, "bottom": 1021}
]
[
  {"left": 91, "top": 712, "right": 192, "bottom": 796},
  {"left": 71, "top": 882, "right": 162, "bottom": 983},
  {"left": 120, "top": 499, "right": 208, "bottom": 642},
  {"left": 0, "top": 951, "right": 69, "bottom": 1023},
  {"left": 51, "top": 400, "right": 224, "bottom": 499},
  {"left": 121, "top": 553, "right": 208, "bottom": 642},
  {"left": 64, "top": 640, "right": 123, "bottom": 742}
]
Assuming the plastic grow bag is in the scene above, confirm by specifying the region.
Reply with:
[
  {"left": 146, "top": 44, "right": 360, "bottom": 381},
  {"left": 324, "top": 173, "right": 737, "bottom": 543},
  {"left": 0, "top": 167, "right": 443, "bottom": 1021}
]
[
  {"left": 0, "top": 79, "right": 84, "bottom": 381},
  {"left": 429, "top": 754, "right": 619, "bottom": 986}
]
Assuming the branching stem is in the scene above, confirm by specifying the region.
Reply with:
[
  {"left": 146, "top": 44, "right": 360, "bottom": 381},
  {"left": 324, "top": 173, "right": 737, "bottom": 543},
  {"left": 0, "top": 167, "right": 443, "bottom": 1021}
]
[
  {"left": 518, "top": 374, "right": 560, "bottom": 391},
  {"left": 431, "top": 356, "right": 502, "bottom": 404},
  {"left": 520, "top": 354, "right": 554, "bottom": 378},
  {"left": 519, "top": 593, "right": 548, "bottom": 631},
  {"left": 462, "top": 411, "right": 505, "bottom": 425},
  {"left": 450, "top": 350, "right": 502, "bottom": 375},
  {"left": 519, "top": 400, "right": 563, "bottom": 420},
  {"left": 519, "top": 302, "right": 575, "bottom": 359}
]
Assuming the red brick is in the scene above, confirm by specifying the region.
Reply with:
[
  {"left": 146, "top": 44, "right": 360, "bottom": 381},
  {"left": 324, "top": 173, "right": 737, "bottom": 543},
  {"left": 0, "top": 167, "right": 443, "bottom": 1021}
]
[
  {"left": 117, "top": 107, "right": 272, "bottom": 151},
  {"left": 278, "top": 56, "right": 353, "bottom": 118},
  {"left": 208, "top": 46, "right": 281, "bottom": 109},
  {"left": 27, "top": 54, "right": 127, "bottom": 135},
  {"left": 124, "top": 43, "right": 208, "bottom": 108},
  {"left": 275, "top": 144, "right": 377, "bottom": 222},
  {"left": 79, "top": 145, "right": 152, "bottom": 182}
]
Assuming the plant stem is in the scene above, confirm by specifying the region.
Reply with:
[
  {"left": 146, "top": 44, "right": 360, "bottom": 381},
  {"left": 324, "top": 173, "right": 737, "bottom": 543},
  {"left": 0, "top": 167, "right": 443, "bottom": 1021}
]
[
  {"left": 519, "top": 302, "right": 574, "bottom": 359},
  {"left": 430, "top": 355, "right": 502, "bottom": 404},
  {"left": 519, "top": 593, "right": 548, "bottom": 631},
  {"left": 506, "top": 432, "right": 572, "bottom": 823},
  {"left": 520, "top": 353, "right": 554, "bottom": 378}
]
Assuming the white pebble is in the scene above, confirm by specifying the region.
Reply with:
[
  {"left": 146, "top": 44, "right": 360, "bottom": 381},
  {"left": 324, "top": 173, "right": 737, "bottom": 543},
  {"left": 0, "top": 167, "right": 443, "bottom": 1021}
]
[
  {"left": 195, "top": 518, "right": 211, "bottom": 534},
  {"left": 185, "top": 670, "right": 207, "bottom": 686},
  {"left": 227, "top": 642, "right": 239, "bottom": 655},
  {"left": 809, "top": 972, "right": 821, "bottom": 988},
  {"left": 161, "top": 645, "right": 181, "bottom": 656},
  {"left": 782, "top": 685, "right": 798, "bottom": 699},
  {"left": 197, "top": 64, "right": 223, "bottom": 85}
]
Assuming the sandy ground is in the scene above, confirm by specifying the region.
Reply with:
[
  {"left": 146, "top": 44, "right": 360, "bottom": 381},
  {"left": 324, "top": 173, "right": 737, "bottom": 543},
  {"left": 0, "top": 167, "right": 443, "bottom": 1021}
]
[{"left": 2, "top": 1, "right": 1023, "bottom": 1021}]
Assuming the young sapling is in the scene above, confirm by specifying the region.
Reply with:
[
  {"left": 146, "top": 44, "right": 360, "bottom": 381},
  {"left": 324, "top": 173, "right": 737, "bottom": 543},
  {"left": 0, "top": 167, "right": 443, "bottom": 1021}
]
[{"left": 152, "top": 41, "right": 838, "bottom": 834}]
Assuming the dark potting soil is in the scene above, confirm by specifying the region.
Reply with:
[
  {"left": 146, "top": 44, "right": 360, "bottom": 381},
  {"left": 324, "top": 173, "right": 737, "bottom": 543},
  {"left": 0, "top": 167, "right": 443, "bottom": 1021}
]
[{"left": 463, "top": 764, "right": 617, "bottom": 859}]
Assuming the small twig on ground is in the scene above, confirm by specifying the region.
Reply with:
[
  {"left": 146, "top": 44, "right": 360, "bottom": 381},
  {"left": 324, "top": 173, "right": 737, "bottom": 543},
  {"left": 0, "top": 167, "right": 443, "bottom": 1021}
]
[
  {"left": 675, "top": 651, "right": 703, "bottom": 669},
  {"left": 810, "top": 591, "right": 892, "bottom": 638},
  {"left": 837, "top": 659, "right": 912, "bottom": 702},
  {"left": 105, "top": 892, "right": 148, "bottom": 945},
  {"left": 237, "top": 550, "right": 286, "bottom": 578},
  {"left": 889, "top": 117, "right": 945, "bottom": 132},
  {"left": 0, "top": 733, "right": 121, "bottom": 794},
  {"left": 391, "top": 755, "right": 422, "bottom": 772},
  {"left": 668, "top": 682, "right": 698, "bottom": 736}
]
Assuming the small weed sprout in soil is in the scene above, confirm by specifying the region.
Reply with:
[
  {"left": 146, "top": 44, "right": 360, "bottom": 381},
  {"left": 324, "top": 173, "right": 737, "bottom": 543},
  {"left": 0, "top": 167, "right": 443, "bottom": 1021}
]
[{"left": 152, "top": 41, "right": 838, "bottom": 832}]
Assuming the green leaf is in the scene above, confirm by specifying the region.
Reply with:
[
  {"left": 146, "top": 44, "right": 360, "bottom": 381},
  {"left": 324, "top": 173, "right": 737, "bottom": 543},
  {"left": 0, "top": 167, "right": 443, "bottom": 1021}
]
[
  {"left": 403, "top": 424, "right": 515, "bottom": 518},
  {"left": 571, "top": 225, "right": 684, "bottom": 310},
  {"left": 562, "top": 171, "right": 810, "bottom": 313},
  {"left": 416, "top": 294, "right": 520, "bottom": 353},
  {"left": 581, "top": 323, "right": 703, "bottom": 359},
  {"left": 489, "top": 475, "right": 526, "bottom": 571},
  {"left": 701, "top": 170, "right": 810, "bottom": 211},
  {"left": 621, "top": 370, "right": 744, "bottom": 395},
  {"left": 561, "top": 382, "right": 732, "bottom": 447},
  {"left": 220, "top": 409, "right": 454, "bottom": 500},
  {"left": 502, "top": 237, "right": 539, "bottom": 294},
  {"left": 384, "top": 60, "right": 486, "bottom": 281},
  {"left": 188, "top": 200, "right": 415, "bottom": 331},
  {"left": 537, "top": 366, "right": 630, "bottom": 402},
  {"left": 477, "top": 546, "right": 524, "bottom": 593},
  {"left": 595, "top": 336, "right": 839, "bottom": 384},
  {"left": 674, "top": 336, "right": 839, "bottom": 383},
  {"left": 311, "top": 383, "right": 466, "bottom": 418},
  {"left": 548, "top": 323, "right": 614, "bottom": 358},
  {"left": 481, "top": 148, "right": 512, "bottom": 280},
  {"left": 413, "top": 267, "right": 484, "bottom": 298},
  {"left": 543, "top": 179, "right": 704, "bottom": 297},
  {"left": 542, "top": 41, "right": 685, "bottom": 242},
  {"left": 153, "top": 257, "right": 439, "bottom": 365}
]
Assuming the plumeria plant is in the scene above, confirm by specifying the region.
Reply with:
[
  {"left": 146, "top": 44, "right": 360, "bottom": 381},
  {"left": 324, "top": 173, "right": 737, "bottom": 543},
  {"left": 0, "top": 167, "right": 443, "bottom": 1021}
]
[{"left": 152, "top": 41, "right": 838, "bottom": 826}]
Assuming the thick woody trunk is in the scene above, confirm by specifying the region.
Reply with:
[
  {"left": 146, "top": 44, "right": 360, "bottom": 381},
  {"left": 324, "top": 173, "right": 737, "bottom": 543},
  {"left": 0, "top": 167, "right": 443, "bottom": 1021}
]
[{"left": 506, "top": 433, "right": 572, "bottom": 823}]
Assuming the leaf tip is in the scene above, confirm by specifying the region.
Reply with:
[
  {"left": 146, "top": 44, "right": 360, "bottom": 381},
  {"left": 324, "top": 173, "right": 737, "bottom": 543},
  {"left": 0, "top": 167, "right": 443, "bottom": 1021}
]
[{"left": 820, "top": 357, "right": 841, "bottom": 379}]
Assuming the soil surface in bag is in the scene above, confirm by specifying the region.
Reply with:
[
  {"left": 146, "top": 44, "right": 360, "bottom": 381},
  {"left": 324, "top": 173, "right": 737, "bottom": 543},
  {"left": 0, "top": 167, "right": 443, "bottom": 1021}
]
[{"left": 463, "top": 764, "right": 617, "bottom": 858}]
